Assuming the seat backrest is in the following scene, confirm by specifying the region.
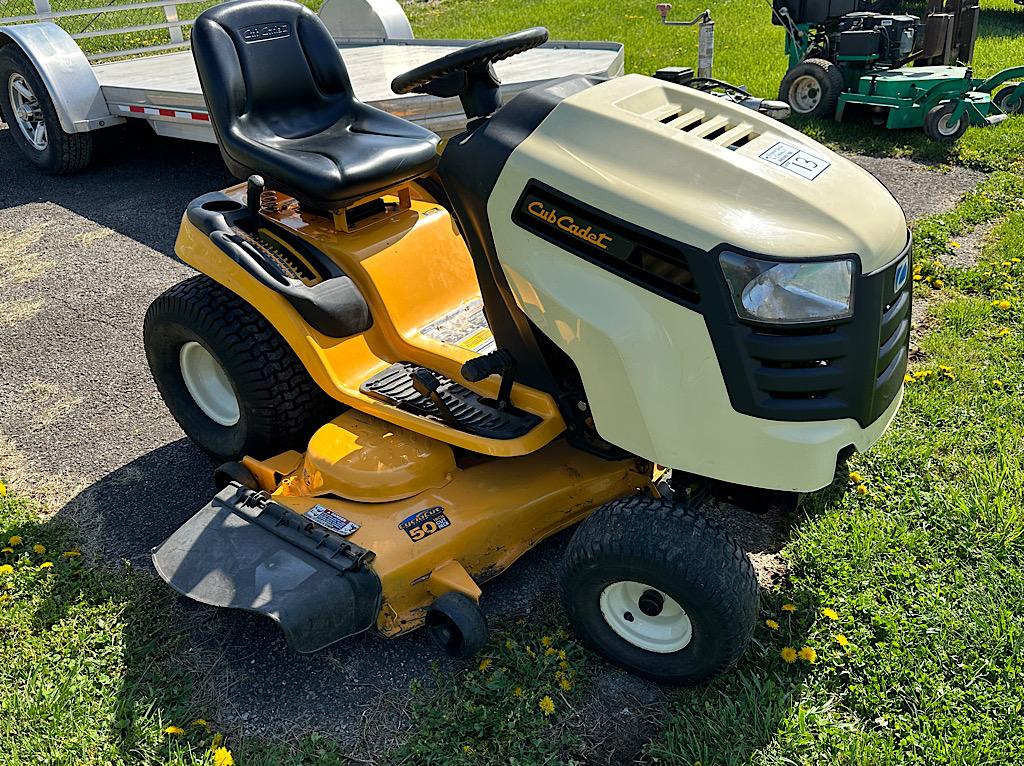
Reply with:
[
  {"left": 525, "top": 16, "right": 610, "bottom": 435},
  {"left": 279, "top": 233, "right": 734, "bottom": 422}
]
[{"left": 192, "top": 0, "right": 356, "bottom": 141}]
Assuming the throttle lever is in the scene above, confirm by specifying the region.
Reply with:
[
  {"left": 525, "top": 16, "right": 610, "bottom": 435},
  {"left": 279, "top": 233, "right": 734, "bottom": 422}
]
[{"left": 410, "top": 369, "right": 460, "bottom": 428}]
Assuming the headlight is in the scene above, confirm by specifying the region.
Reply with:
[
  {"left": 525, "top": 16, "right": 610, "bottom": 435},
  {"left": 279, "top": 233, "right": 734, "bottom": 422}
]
[{"left": 719, "top": 252, "right": 855, "bottom": 324}]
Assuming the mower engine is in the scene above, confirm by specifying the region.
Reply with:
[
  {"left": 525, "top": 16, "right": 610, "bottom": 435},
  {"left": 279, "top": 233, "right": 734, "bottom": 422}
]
[{"left": 836, "top": 12, "right": 919, "bottom": 67}]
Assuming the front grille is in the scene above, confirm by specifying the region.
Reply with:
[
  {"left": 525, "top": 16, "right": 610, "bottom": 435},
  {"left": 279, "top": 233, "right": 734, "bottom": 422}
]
[{"left": 705, "top": 238, "right": 912, "bottom": 426}]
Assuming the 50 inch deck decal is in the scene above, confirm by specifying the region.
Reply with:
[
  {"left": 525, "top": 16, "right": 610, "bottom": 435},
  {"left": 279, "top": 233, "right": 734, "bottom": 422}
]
[{"left": 399, "top": 507, "right": 451, "bottom": 542}]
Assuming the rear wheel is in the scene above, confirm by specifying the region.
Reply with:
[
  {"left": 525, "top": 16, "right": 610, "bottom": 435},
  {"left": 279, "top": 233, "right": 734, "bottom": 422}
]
[
  {"left": 560, "top": 495, "right": 758, "bottom": 684},
  {"left": 994, "top": 83, "right": 1023, "bottom": 115},
  {"left": 0, "top": 46, "right": 92, "bottom": 174},
  {"left": 923, "top": 101, "right": 969, "bottom": 142},
  {"left": 778, "top": 58, "right": 845, "bottom": 120},
  {"left": 144, "top": 275, "right": 339, "bottom": 461}
]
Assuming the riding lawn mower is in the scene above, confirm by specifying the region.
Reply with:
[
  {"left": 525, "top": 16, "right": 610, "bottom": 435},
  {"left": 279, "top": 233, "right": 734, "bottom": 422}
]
[
  {"left": 774, "top": 0, "right": 1024, "bottom": 140},
  {"left": 145, "top": 0, "right": 911, "bottom": 683}
]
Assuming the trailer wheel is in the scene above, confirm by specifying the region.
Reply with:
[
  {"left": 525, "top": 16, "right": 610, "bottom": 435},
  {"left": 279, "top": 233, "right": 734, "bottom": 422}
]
[
  {"left": 0, "top": 46, "right": 92, "bottom": 174},
  {"left": 778, "top": 58, "right": 844, "bottom": 120},
  {"left": 994, "top": 84, "right": 1024, "bottom": 115},
  {"left": 560, "top": 495, "right": 758, "bottom": 684},
  {"left": 923, "top": 101, "right": 969, "bottom": 142},
  {"left": 144, "top": 275, "right": 340, "bottom": 462}
]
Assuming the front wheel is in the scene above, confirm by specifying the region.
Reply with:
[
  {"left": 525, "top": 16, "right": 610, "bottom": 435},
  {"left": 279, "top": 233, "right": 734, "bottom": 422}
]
[
  {"left": 0, "top": 46, "right": 92, "bottom": 174},
  {"left": 923, "top": 101, "right": 969, "bottom": 142},
  {"left": 994, "top": 83, "right": 1024, "bottom": 115},
  {"left": 560, "top": 495, "right": 758, "bottom": 684}
]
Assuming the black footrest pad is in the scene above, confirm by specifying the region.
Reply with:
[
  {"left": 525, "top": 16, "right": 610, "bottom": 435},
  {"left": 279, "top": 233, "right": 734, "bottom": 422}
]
[{"left": 360, "top": 362, "right": 541, "bottom": 440}]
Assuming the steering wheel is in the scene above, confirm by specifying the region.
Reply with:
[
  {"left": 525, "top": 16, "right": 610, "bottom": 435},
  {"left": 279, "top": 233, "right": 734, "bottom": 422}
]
[{"left": 391, "top": 27, "right": 549, "bottom": 120}]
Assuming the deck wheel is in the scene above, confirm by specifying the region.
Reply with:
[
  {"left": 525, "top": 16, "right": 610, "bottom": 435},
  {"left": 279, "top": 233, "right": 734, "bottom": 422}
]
[
  {"left": 923, "top": 101, "right": 969, "bottom": 142},
  {"left": 425, "top": 591, "right": 489, "bottom": 659},
  {"left": 994, "top": 84, "right": 1024, "bottom": 115},
  {"left": 778, "top": 58, "right": 844, "bottom": 120}
]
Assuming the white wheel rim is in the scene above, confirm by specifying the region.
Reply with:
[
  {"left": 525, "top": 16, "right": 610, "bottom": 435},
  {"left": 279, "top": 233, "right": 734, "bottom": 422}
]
[
  {"left": 8, "top": 73, "right": 46, "bottom": 151},
  {"left": 937, "top": 111, "right": 961, "bottom": 136},
  {"left": 599, "top": 580, "right": 693, "bottom": 653},
  {"left": 789, "top": 75, "right": 822, "bottom": 113},
  {"left": 179, "top": 341, "right": 240, "bottom": 427}
]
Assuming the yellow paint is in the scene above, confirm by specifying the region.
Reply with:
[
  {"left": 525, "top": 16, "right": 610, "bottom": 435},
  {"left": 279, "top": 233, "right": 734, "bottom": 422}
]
[
  {"left": 175, "top": 184, "right": 565, "bottom": 457},
  {"left": 427, "top": 559, "right": 482, "bottom": 602},
  {"left": 297, "top": 410, "right": 455, "bottom": 503},
  {"left": 249, "top": 440, "right": 652, "bottom": 634}
]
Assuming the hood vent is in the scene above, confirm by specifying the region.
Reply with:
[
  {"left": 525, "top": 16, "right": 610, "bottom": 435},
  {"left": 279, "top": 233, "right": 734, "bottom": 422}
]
[{"left": 656, "top": 106, "right": 759, "bottom": 150}]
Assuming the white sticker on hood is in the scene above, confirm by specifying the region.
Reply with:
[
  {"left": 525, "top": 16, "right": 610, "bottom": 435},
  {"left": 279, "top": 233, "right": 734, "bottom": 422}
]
[{"left": 759, "top": 141, "right": 830, "bottom": 181}]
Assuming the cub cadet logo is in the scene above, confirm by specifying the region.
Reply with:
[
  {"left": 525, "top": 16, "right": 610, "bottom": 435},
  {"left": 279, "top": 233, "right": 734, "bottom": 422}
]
[{"left": 527, "top": 201, "right": 613, "bottom": 250}]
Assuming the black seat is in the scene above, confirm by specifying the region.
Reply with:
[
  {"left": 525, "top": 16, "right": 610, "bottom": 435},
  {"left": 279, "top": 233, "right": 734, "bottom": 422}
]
[{"left": 191, "top": 0, "right": 439, "bottom": 210}]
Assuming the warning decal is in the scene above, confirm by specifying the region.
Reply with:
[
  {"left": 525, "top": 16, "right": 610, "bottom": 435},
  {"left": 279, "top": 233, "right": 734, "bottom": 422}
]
[
  {"left": 307, "top": 504, "right": 360, "bottom": 536},
  {"left": 421, "top": 299, "right": 496, "bottom": 355}
]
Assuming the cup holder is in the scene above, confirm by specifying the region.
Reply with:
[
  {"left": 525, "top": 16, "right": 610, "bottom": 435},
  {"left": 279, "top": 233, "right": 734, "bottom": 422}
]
[{"left": 201, "top": 199, "right": 245, "bottom": 213}]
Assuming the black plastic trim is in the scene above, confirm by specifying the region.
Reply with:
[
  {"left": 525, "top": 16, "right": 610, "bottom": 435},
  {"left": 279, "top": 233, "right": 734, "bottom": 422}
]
[{"left": 186, "top": 191, "right": 373, "bottom": 339}]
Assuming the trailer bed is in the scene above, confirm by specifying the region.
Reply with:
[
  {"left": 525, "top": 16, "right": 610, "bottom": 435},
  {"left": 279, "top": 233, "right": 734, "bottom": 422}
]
[{"left": 93, "top": 40, "right": 624, "bottom": 141}]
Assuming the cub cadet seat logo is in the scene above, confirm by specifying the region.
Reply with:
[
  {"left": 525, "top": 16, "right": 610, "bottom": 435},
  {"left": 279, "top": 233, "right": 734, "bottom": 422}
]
[{"left": 526, "top": 200, "right": 614, "bottom": 250}]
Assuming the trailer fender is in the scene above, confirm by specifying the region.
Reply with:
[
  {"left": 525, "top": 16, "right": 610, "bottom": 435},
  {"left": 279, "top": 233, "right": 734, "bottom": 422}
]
[
  {"left": 0, "top": 22, "right": 122, "bottom": 134},
  {"left": 318, "top": 0, "right": 414, "bottom": 40}
]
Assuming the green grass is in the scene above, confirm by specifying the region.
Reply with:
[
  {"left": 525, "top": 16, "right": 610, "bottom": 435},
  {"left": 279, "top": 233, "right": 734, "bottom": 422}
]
[{"left": 0, "top": 494, "right": 349, "bottom": 766}]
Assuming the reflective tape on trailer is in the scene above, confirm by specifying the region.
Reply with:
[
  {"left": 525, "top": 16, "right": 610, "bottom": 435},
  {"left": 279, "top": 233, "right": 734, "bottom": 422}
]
[{"left": 116, "top": 104, "right": 210, "bottom": 122}]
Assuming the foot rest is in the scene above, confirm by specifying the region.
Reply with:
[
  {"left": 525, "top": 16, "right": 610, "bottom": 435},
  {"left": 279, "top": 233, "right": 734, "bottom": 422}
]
[{"left": 361, "top": 362, "right": 541, "bottom": 440}]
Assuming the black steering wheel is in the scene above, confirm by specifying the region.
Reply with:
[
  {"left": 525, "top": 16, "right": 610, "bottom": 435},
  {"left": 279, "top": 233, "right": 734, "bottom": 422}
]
[{"left": 391, "top": 27, "right": 549, "bottom": 120}]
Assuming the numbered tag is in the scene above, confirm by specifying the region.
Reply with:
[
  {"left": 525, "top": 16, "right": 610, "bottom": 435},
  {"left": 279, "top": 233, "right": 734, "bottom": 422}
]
[
  {"left": 759, "top": 141, "right": 830, "bottom": 181},
  {"left": 399, "top": 506, "right": 451, "bottom": 542}
]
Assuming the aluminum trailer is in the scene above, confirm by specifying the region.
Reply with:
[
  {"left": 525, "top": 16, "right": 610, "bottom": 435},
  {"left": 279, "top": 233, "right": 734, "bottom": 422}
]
[{"left": 0, "top": 0, "right": 624, "bottom": 173}]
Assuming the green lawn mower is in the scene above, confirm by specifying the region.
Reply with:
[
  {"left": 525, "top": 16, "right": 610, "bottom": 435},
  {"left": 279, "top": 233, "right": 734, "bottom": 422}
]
[{"left": 773, "top": 0, "right": 1024, "bottom": 141}]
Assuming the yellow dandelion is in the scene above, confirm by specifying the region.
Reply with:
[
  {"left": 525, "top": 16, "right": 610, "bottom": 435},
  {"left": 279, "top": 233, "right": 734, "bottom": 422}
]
[
  {"left": 1013, "top": 258, "right": 1021, "bottom": 264},
  {"left": 463, "top": 745, "right": 474, "bottom": 754},
  {"left": 538, "top": 695, "right": 555, "bottom": 716},
  {"left": 478, "top": 657, "right": 492, "bottom": 672},
  {"left": 1003, "top": 261, "right": 1013, "bottom": 267},
  {"left": 856, "top": 484, "right": 869, "bottom": 495},
  {"left": 32, "top": 544, "right": 45, "bottom": 555},
  {"left": 212, "top": 746, "right": 234, "bottom": 766},
  {"left": 798, "top": 646, "right": 818, "bottom": 663},
  {"left": 781, "top": 603, "right": 797, "bottom": 612},
  {"left": 38, "top": 562, "right": 53, "bottom": 570},
  {"left": 994, "top": 379, "right": 1004, "bottom": 388},
  {"left": 765, "top": 619, "right": 780, "bottom": 630},
  {"left": 557, "top": 649, "right": 567, "bottom": 660},
  {"left": 558, "top": 676, "right": 572, "bottom": 692},
  {"left": 504, "top": 639, "right": 514, "bottom": 650},
  {"left": 0, "top": 482, "right": 6, "bottom": 496},
  {"left": 913, "top": 274, "right": 923, "bottom": 282},
  {"left": 192, "top": 719, "right": 210, "bottom": 730},
  {"left": 933, "top": 279, "right": 944, "bottom": 289},
  {"left": 950, "top": 241, "right": 960, "bottom": 248},
  {"left": 0, "top": 564, "right": 13, "bottom": 575},
  {"left": 998, "top": 328, "right": 1012, "bottom": 337},
  {"left": 903, "top": 373, "right": 914, "bottom": 383},
  {"left": 163, "top": 725, "right": 184, "bottom": 736},
  {"left": 540, "top": 636, "right": 553, "bottom": 647},
  {"left": 821, "top": 608, "right": 838, "bottom": 620},
  {"left": 513, "top": 686, "right": 523, "bottom": 697},
  {"left": 544, "top": 647, "right": 556, "bottom": 656},
  {"left": 7, "top": 536, "right": 21, "bottom": 547},
  {"left": 1, "top": 548, "right": 12, "bottom": 554},
  {"left": 834, "top": 634, "right": 850, "bottom": 648},
  {"left": 780, "top": 646, "right": 798, "bottom": 663},
  {"left": 848, "top": 471, "right": 862, "bottom": 483},
  {"left": 559, "top": 660, "right": 570, "bottom": 670},
  {"left": 992, "top": 299, "right": 1012, "bottom": 310},
  {"left": 62, "top": 550, "right": 81, "bottom": 558}
]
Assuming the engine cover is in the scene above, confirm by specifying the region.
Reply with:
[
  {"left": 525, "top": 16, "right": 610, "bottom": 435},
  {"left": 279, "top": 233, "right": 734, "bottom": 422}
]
[{"left": 485, "top": 74, "right": 908, "bottom": 491}]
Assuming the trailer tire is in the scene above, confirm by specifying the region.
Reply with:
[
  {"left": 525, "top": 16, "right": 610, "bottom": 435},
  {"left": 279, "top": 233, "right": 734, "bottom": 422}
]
[
  {"left": 144, "top": 275, "right": 340, "bottom": 462},
  {"left": 924, "top": 101, "right": 968, "bottom": 142},
  {"left": 994, "top": 84, "right": 1024, "bottom": 115},
  {"left": 0, "top": 46, "right": 92, "bottom": 174},
  {"left": 560, "top": 495, "right": 758, "bottom": 685},
  {"left": 779, "top": 58, "right": 844, "bottom": 120}
]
